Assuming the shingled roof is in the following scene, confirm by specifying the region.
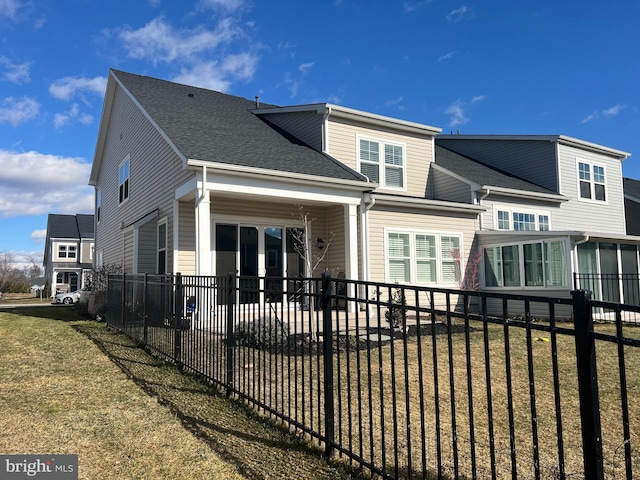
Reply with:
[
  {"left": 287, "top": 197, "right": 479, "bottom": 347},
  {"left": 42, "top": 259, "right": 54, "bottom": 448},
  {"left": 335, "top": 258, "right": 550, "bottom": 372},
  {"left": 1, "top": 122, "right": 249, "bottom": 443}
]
[
  {"left": 435, "top": 145, "right": 559, "bottom": 195},
  {"left": 111, "top": 70, "right": 367, "bottom": 183},
  {"left": 46, "top": 214, "right": 94, "bottom": 239}
]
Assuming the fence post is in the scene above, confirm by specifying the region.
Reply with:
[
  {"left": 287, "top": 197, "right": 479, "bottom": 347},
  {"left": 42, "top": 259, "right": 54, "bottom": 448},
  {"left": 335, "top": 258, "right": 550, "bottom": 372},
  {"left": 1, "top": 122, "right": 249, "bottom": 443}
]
[
  {"left": 571, "top": 289, "right": 604, "bottom": 479},
  {"left": 174, "top": 273, "right": 183, "bottom": 368},
  {"left": 321, "top": 271, "right": 335, "bottom": 458},
  {"left": 226, "top": 272, "right": 236, "bottom": 397},
  {"left": 143, "top": 273, "right": 148, "bottom": 345}
]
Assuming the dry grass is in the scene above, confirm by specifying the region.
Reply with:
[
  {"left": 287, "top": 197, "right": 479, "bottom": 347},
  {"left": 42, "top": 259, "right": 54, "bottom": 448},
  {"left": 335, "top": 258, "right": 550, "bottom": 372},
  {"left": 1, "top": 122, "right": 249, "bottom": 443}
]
[
  {"left": 0, "top": 307, "right": 355, "bottom": 480},
  {"left": 0, "top": 292, "right": 50, "bottom": 305}
]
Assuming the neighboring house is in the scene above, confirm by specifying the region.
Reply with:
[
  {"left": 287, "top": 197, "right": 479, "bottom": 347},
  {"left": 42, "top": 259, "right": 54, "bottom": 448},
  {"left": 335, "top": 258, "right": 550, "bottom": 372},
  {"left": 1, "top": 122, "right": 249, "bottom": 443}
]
[
  {"left": 89, "top": 70, "right": 634, "bottom": 313},
  {"left": 623, "top": 177, "right": 640, "bottom": 236},
  {"left": 30, "top": 276, "right": 46, "bottom": 294},
  {"left": 434, "top": 135, "right": 635, "bottom": 304},
  {"left": 43, "top": 214, "right": 94, "bottom": 296}
]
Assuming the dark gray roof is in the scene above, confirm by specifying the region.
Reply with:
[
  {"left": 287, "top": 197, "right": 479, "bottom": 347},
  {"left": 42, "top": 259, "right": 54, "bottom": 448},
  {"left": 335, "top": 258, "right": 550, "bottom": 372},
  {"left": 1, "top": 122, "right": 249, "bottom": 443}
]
[
  {"left": 435, "top": 145, "right": 557, "bottom": 195},
  {"left": 112, "top": 70, "right": 367, "bottom": 183},
  {"left": 46, "top": 214, "right": 94, "bottom": 240},
  {"left": 624, "top": 177, "right": 640, "bottom": 200}
]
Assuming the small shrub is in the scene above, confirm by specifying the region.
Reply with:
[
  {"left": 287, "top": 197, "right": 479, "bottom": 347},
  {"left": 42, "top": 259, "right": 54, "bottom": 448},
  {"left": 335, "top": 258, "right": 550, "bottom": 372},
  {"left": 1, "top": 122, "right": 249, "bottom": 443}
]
[
  {"left": 235, "top": 316, "right": 290, "bottom": 350},
  {"left": 385, "top": 286, "right": 406, "bottom": 329}
]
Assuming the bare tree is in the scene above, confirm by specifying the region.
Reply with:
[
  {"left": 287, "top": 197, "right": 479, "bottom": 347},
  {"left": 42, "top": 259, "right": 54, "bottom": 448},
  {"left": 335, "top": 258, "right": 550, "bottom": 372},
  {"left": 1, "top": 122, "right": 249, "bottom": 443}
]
[
  {"left": 0, "top": 251, "right": 30, "bottom": 293},
  {"left": 289, "top": 206, "right": 335, "bottom": 340},
  {"left": 451, "top": 246, "right": 483, "bottom": 312},
  {"left": 25, "top": 256, "right": 42, "bottom": 280}
]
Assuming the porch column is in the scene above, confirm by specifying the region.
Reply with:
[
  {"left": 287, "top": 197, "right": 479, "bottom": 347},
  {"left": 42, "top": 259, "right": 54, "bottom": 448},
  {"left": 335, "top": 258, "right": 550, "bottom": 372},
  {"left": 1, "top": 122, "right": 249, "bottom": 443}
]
[
  {"left": 195, "top": 187, "right": 212, "bottom": 276},
  {"left": 344, "top": 204, "right": 358, "bottom": 312}
]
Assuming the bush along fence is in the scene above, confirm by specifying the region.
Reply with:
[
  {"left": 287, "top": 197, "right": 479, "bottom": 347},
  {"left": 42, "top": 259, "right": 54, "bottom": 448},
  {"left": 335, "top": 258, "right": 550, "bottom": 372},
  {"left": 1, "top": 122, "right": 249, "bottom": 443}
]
[{"left": 106, "top": 273, "right": 640, "bottom": 479}]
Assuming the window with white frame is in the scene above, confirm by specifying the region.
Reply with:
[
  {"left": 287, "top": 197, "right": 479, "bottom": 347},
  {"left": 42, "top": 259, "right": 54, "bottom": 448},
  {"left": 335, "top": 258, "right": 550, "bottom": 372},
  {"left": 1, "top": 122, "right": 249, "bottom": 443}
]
[
  {"left": 57, "top": 243, "right": 77, "bottom": 260},
  {"left": 484, "top": 240, "right": 567, "bottom": 288},
  {"left": 359, "top": 138, "right": 405, "bottom": 188},
  {"left": 577, "top": 160, "right": 606, "bottom": 202},
  {"left": 119, "top": 156, "right": 130, "bottom": 204},
  {"left": 496, "top": 208, "right": 551, "bottom": 231},
  {"left": 96, "top": 188, "right": 101, "bottom": 222},
  {"left": 387, "top": 231, "right": 461, "bottom": 285}
]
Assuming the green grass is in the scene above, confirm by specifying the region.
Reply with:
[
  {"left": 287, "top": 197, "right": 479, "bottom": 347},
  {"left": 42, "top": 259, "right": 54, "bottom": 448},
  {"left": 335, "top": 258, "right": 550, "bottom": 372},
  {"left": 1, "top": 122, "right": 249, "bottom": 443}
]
[{"left": 0, "top": 307, "right": 355, "bottom": 480}]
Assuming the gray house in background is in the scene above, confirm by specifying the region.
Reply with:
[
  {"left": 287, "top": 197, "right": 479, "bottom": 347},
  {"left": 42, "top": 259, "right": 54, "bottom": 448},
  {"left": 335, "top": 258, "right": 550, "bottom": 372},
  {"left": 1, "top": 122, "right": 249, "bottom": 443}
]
[{"left": 43, "top": 214, "right": 94, "bottom": 296}]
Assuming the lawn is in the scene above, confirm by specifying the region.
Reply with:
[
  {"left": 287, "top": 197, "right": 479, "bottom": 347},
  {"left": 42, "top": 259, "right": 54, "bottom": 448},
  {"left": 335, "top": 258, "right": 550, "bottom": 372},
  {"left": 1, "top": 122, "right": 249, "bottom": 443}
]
[{"left": 0, "top": 307, "right": 354, "bottom": 480}]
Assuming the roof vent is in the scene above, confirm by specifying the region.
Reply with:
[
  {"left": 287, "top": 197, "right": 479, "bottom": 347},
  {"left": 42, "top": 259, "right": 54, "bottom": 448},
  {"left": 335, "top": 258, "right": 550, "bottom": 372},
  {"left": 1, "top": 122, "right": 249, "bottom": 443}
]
[
  {"left": 187, "top": 92, "right": 194, "bottom": 98},
  {"left": 255, "top": 95, "right": 259, "bottom": 108}
]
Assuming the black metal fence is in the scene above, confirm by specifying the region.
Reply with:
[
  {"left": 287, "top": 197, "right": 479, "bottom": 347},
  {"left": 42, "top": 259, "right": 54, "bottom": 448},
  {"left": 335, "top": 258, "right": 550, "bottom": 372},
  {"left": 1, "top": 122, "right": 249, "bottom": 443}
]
[
  {"left": 106, "top": 273, "right": 640, "bottom": 479},
  {"left": 575, "top": 273, "right": 640, "bottom": 308}
]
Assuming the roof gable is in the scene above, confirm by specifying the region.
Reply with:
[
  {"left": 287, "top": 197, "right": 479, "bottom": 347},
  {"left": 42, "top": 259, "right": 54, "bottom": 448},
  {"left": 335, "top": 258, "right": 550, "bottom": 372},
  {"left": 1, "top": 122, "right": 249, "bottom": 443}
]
[{"left": 98, "top": 70, "right": 367, "bottom": 184}]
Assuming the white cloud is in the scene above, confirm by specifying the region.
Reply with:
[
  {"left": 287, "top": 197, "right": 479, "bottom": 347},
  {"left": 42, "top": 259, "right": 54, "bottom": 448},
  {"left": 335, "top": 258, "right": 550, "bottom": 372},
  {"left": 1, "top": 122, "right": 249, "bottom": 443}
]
[
  {"left": 0, "top": 0, "right": 20, "bottom": 19},
  {"left": 0, "top": 96, "right": 39, "bottom": 126},
  {"left": 54, "top": 103, "right": 93, "bottom": 129},
  {"left": 49, "top": 76, "right": 107, "bottom": 101},
  {"left": 437, "top": 51, "right": 459, "bottom": 62},
  {"left": 0, "top": 57, "right": 31, "bottom": 84},
  {"left": 403, "top": 1, "right": 433, "bottom": 13},
  {"left": 446, "top": 5, "right": 470, "bottom": 22},
  {"left": 198, "top": 0, "right": 245, "bottom": 12},
  {"left": 385, "top": 96, "right": 405, "bottom": 111},
  {"left": 118, "top": 17, "right": 240, "bottom": 64},
  {"left": 471, "top": 95, "right": 486, "bottom": 103},
  {"left": 30, "top": 229, "right": 46, "bottom": 242},
  {"left": 172, "top": 62, "right": 232, "bottom": 92},
  {"left": 0, "top": 149, "right": 93, "bottom": 218},
  {"left": 221, "top": 52, "right": 259, "bottom": 79},
  {"left": 444, "top": 99, "right": 468, "bottom": 127},
  {"left": 298, "top": 62, "right": 315, "bottom": 74},
  {"left": 581, "top": 104, "right": 626, "bottom": 124},
  {"left": 603, "top": 104, "right": 626, "bottom": 118}
]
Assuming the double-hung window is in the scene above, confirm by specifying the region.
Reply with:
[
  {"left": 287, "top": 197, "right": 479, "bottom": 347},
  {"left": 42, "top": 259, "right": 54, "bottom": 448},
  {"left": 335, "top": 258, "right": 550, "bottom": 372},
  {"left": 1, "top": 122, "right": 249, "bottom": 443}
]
[
  {"left": 359, "top": 138, "right": 405, "bottom": 188},
  {"left": 119, "top": 156, "right": 130, "bottom": 204},
  {"left": 387, "top": 231, "right": 461, "bottom": 285},
  {"left": 577, "top": 160, "right": 606, "bottom": 202}
]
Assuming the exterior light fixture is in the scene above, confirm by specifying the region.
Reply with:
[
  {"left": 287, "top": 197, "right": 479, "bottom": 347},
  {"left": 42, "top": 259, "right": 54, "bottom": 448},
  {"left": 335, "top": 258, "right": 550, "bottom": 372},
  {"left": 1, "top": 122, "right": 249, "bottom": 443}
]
[{"left": 316, "top": 237, "right": 325, "bottom": 249}]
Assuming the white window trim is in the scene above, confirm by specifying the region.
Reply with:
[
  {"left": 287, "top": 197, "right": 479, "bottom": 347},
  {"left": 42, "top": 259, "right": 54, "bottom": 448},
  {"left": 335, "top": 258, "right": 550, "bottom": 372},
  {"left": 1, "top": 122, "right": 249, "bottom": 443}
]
[
  {"left": 384, "top": 228, "right": 463, "bottom": 286},
  {"left": 576, "top": 158, "right": 608, "bottom": 205},
  {"left": 482, "top": 238, "right": 570, "bottom": 290},
  {"left": 493, "top": 205, "right": 552, "bottom": 231},
  {"left": 356, "top": 135, "right": 407, "bottom": 191},
  {"left": 56, "top": 242, "right": 78, "bottom": 261},
  {"left": 118, "top": 155, "right": 130, "bottom": 205}
]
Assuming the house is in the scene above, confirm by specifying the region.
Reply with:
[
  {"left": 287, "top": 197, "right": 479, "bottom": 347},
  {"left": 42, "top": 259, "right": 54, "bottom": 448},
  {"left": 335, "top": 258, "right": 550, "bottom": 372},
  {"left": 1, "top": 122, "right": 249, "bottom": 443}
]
[
  {"left": 89, "top": 70, "right": 482, "bottom": 310},
  {"left": 89, "top": 70, "right": 634, "bottom": 314},
  {"left": 623, "top": 177, "right": 640, "bottom": 236},
  {"left": 434, "top": 135, "right": 635, "bottom": 304},
  {"left": 43, "top": 214, "right": 95, "bottom": 296}
]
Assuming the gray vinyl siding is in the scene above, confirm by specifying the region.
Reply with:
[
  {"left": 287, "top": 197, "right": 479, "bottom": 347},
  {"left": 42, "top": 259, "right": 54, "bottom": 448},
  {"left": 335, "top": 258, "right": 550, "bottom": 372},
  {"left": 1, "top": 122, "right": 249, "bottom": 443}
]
[
  {"left": 436, "top": 139, "right": 558, "bottom": 192},
  {"left": 136, "top": 220, "right": 157, "bottom": 273},
  {"left": 625, "top": 198, "right": 640, "bottom": 236},
  {"left": 431, "top": 169, "right": 472, "bottom": 203},
  {"left": 260, "top": 111, "right": 323, "bottom": 151},
  {"left": 94, "top": 83, "right": 194, "bottom": 274},
  {"left": 554, "top": 144, "right": 626, "bottom": 234},
  {"left": 123, "top": 228, "right": 134, "bottom": 274}
]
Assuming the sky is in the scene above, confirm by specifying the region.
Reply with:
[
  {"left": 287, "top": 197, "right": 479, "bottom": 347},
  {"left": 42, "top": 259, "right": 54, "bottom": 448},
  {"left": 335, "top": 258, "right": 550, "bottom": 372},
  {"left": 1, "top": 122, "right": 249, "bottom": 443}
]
[{"left": 0, "top": 0, "right": 638, "bottom": 270}]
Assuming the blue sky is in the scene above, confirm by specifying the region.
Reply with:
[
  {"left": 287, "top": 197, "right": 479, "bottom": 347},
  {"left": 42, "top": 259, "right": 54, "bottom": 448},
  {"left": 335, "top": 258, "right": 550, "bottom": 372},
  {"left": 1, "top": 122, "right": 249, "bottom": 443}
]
[{"left": 0, "top": 0, "right": 638, "bottom": 269}]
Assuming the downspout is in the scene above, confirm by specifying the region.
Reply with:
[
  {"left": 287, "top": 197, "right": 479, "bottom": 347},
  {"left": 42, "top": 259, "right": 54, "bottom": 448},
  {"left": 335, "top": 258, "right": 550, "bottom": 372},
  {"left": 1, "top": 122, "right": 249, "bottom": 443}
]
[
  {"left": 477, "top": 188, "right": 490, "bottom": 230},
  {"left": 361, "top": 193, "right": 375, "bottom": 284}
]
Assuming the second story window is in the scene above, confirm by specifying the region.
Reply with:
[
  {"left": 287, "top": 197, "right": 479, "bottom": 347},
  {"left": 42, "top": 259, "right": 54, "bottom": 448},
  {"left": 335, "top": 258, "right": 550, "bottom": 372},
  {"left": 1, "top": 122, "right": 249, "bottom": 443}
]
[
  {"left": 496, "top": 208, "right": 551, "bottom": 231},
  {"left": 57, "top": 244, "right": 77, "bottom": 259},
  {"left": 119, "top": 156, "right": 130, "bottom": 204},
  {"left": 96, "top": 188, "right": 101, "bottom": 222},
  {"left": 359, "top": 138, "right": 405, "bottom": 188},
  {"left": 578, "top": 160, "right": 606, "bottom": 202}
]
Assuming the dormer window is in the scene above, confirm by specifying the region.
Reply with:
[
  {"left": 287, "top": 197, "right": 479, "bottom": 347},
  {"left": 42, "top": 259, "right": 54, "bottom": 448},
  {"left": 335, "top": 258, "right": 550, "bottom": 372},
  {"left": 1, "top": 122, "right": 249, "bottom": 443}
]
[
  {"left": 358, "top": 137, "right": 405, "bottom": 189},
  {"left": 577, "top": 160, "right": 606, "bottom": 202}
]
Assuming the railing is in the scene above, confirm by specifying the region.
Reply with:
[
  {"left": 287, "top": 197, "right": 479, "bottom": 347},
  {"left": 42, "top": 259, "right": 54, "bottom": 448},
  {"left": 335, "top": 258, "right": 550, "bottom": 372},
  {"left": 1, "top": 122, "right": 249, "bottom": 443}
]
[
  {"left": 575, "top": 272, "right": 640, "bottom": 307},
  {"left": 106, "top": 273, "right": 640, "bottom": 479}
]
